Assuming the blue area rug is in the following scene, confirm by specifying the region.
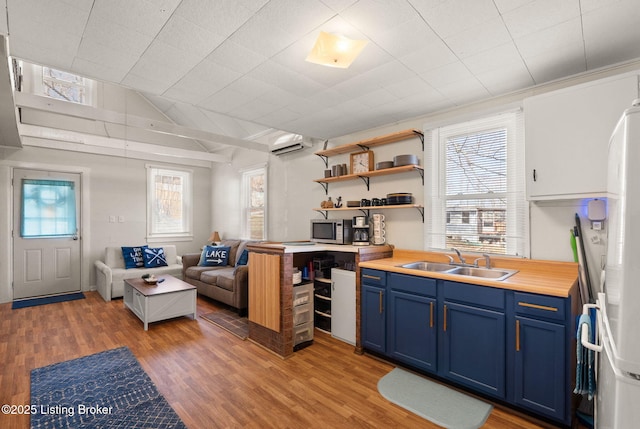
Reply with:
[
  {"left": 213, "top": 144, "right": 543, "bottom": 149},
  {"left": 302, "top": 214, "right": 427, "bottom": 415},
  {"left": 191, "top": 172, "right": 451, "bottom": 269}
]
[
  {"left": 12, "top": 292, "right": 85, "bottom": 309},
  {"left": 378, "top": 368, "right": 493, "bottom": 429},
  {"left": 30, "top": 347, "right": 186, "bottom": 429}
]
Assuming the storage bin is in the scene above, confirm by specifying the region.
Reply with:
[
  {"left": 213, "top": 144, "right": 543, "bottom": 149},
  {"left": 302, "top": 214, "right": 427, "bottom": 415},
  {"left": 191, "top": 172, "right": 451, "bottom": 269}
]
[
  {"left": 294, "top": 322, "right": 313, "bottom": 345},
  {"left": 293, "top": 283, "right": 313, "bottom": 306},
  {"left": 315, "top": 312, "right": 331, "bottom": 333},
  {"left": 293, "top": 303, "right": 312, "bottom": 326}
]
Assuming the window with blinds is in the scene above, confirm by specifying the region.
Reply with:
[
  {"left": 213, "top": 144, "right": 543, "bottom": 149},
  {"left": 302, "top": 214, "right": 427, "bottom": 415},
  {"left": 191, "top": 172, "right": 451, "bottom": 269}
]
[
  {"left": 424, "top": 111, "right": 528, "bottom": 256},
  {"left": 146, "top": 165, "right": 193, "bottom": 240}
]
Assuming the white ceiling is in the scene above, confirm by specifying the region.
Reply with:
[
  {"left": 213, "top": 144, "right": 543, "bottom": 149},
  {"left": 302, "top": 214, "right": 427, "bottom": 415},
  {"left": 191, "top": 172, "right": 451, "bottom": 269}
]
[{"left": 4, "top": 0, "right": 640, "bottom": 150}]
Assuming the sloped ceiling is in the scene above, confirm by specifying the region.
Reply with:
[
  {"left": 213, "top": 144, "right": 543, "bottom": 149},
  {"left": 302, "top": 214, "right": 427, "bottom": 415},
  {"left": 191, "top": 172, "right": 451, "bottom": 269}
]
[{"left": 4, "top": 0, "right": 640, "bottom": 151}]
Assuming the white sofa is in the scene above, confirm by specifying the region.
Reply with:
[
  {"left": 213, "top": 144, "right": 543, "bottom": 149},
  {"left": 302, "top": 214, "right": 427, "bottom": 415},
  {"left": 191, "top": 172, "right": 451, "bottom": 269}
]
[{"left": 95, "top": 245, "right": 183, "bottom": 302}]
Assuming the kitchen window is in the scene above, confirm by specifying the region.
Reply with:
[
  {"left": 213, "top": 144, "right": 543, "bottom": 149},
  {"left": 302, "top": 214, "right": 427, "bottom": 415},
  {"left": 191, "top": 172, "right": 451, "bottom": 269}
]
[
  {"left": 146, "top": 165, "right": 193, "bottom": 241},
  {"left": 424, "top": 111, "right": 528, "bottom": 256},
  {"left": 241, "top": 166, "right": 267, "bottom": 240}
]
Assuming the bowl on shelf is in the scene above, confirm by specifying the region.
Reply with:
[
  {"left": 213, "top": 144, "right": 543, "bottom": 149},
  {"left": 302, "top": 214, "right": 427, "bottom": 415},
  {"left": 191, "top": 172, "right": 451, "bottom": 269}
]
[
  {"left": 375, "top": 161, "right": 394, "bottom": 170},
  {"left": 393, "top": 154, "right": 419, "bottom": 167},
  {"left": 386, "top": 192, "right": 413, "bottom": 205}
]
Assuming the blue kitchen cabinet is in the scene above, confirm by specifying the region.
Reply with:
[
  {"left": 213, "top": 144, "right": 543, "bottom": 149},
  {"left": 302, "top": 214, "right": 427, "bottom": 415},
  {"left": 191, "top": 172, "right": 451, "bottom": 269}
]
[
  {"left": 511, "top": 292, "right": 569, "bottom": 424},
  {"left": 361, "top": 269, "right": 387, "bottom": 354},
  {"left": 359, "top": 269, "right": 572, "bottom": 425},
  {"left": 440, "top": 281, "right": 506, "bottom": 399},
  {"left": 388, "top": 273, "right": 437, "bottom": 373}
]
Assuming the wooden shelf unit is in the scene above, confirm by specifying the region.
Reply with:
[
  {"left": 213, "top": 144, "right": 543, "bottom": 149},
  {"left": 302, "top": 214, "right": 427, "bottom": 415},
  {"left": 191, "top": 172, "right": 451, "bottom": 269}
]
[
  {"left": 313, "top": 128, "right": 425, "bottom": 223},
  {"left": 315, "top": 129, "right": 423, "bottom": 160}
]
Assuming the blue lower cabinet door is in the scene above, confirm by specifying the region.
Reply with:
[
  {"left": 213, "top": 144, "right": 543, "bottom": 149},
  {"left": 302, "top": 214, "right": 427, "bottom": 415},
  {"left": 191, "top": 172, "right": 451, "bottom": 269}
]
[
  {"left": 441, "top": 301, "right": 506, "bottom": 399},
  {"left": 513, "top": 316, "right": 566, "bottom": 421},
  {"left": 362, "top": 284, "right": 386, "bottom": 354},
  {"left": 388, "top": 290, "right": 437, "bottom": 372}
]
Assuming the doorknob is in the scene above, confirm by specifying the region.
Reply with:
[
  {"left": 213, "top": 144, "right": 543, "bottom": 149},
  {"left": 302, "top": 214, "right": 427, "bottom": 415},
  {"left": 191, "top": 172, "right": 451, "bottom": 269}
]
[{"left": 72, "top": 235, "right": 79, "bottom": 240}]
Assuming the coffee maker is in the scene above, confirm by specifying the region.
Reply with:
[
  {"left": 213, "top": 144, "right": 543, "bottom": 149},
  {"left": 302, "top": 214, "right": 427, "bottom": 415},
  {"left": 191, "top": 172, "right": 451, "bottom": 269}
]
[{"left": 352, "top": 216, "right": 370, "bottom": 246}]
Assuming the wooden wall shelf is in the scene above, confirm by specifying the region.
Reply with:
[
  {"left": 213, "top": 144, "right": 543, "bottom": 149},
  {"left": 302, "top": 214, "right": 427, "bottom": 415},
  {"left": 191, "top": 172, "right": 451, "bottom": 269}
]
[
  {"left": 313, "top": 204, "right": 424, "bottom": 222},
  {"left": 315, "top": 129, "right": 424, "bottom": 166},
  {"left": 312, "top": 128, "right": 425, "bottom": 223},
  {"left": 314, "top": 165, "right": 424, "bottom": 193}
]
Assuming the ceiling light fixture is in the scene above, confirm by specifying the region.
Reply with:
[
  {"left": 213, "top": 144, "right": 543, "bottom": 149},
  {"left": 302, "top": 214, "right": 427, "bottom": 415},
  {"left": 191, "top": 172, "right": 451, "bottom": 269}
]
[{"left": 305, "top": 31, "right": 368, "bottom": 69}]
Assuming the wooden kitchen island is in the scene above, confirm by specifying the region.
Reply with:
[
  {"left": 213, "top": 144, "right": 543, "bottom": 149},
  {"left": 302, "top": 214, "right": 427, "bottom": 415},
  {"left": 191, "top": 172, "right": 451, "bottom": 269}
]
[{"left": 245, "top": 242, "right": 392, "bottom": 358}]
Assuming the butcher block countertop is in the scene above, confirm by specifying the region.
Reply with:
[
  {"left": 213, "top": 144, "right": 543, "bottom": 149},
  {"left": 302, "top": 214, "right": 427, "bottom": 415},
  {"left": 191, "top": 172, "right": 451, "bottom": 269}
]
[{"left": 358, "top": 249, "right": 579, "bottom": 298}]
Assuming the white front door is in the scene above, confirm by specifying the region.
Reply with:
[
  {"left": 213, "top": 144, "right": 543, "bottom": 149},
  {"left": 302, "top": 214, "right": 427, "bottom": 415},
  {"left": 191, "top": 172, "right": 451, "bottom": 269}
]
[{"left": 12, "top": 168, "right": 81, "bottom": 299}]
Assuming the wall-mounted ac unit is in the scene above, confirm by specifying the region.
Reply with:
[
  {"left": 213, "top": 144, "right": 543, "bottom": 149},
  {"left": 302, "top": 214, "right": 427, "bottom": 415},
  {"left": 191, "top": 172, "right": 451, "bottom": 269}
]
[{"left": 270, "top": 133, "right": 313, "bottom": 155}]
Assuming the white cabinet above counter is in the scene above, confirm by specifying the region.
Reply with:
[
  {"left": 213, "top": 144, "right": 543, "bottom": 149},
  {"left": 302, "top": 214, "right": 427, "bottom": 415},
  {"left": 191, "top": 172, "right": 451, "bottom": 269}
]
[{"left": 524, "top": 74, "right": 638, "bottom": 200}]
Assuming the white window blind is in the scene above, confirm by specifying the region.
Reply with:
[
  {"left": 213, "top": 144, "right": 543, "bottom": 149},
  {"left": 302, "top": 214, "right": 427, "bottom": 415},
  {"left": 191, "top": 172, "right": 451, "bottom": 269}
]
[
  {"left": 424, "top": 111, "right": 528, "bottom": 256},
  {"left": 146, "top": 165, "right": 193, "bottom": 241}
]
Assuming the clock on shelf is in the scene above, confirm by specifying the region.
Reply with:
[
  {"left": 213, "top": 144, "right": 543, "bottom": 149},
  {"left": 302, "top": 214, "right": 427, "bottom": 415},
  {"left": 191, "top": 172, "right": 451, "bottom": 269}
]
[{"left": 350, "top": 150, "right": 374, "bottom": 174}]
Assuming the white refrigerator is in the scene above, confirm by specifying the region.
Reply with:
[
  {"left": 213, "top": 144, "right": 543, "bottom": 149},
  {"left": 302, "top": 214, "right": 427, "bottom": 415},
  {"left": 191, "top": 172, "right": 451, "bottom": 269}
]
[{"left": 592, "top": 100, "right": 640, "bottom": 428}]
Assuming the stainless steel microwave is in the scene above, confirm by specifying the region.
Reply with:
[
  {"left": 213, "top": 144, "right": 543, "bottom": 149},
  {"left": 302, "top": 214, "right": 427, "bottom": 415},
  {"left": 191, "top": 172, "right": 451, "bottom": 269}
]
[{"left": 310, "top": 219, "right": 353, "bottom": 244}]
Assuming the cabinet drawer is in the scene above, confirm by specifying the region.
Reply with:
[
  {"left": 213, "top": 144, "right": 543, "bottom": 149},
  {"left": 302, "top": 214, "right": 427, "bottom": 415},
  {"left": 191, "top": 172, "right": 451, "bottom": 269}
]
[
  {"left": 293, "top": 284, "right": 313, "bottom": 307},
  {"left": 361, "top": 269, "right": 386, "bottom": 286},
  {"left": 293, "top": 303, "right": 312, "bottom": 326},
  {"left": 389, "top": 273, "right": 436, "bottom": 297},
  {"left": 294, "top": 322, "right": 314, "bottom": 345},
  {"left": 514, "top": 292, "right": 566, "bottom": 322},
  {"left": 443, "top": 281, "right": 505, "bottom": 311}
]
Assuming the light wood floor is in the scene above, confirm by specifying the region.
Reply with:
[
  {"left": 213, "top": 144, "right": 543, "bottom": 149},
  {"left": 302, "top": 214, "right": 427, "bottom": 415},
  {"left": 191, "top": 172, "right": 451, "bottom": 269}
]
[{"left": 0, "top": 291, "right": 562, "bottom": 429}]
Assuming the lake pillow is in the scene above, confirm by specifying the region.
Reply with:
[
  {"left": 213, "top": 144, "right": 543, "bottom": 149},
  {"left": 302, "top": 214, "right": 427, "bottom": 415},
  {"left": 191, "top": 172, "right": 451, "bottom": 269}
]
[
  {"left": 143, "top": 247, "right": 168, "bottom": 268},
  {"left": 121, "top": 245, "right": 148, "bottom": 269},
  {"left": 199, "top": 245, "right": 231, "bottom": 267}
]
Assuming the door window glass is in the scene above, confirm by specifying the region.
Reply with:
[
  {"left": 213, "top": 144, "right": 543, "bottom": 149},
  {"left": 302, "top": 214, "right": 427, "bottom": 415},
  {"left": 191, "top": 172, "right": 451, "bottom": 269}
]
[{"left": 21, "top": 179, "right": 77, "bottom": 237}]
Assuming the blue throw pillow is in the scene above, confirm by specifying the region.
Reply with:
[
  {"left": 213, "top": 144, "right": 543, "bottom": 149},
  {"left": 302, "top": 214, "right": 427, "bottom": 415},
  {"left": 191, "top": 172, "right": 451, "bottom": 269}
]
[
  {"left": 199, "top": 245, "right": 230, "bottom": 267},
  {"left": 143, "top": 247, "right": 168, "bottom": 268},
  {"left": 121, "top": 245, "right": 148, "bottom": 269},
  {"left": 235, "top": 249, "right": 249, "bottom": 267}
]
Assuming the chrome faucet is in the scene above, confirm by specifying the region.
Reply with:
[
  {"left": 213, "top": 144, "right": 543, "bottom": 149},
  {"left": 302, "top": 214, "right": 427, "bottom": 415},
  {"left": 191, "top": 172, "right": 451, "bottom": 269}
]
[
  {"left": 452, "top": 247, "right": 466, "bottom": 264},
  {"left": 474, "top": 253, "right": 491, "bottom": 269}
]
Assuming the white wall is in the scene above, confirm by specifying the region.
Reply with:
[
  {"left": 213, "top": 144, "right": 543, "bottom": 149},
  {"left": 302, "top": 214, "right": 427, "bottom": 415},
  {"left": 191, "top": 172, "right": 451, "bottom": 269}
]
[
  {"left": 210, "top": 137, "right": 425, "bottom": 246},
  {"left": 530, "top": 199, "right": 607, "bottom": 294},
  {"left": 0, "top": 146, "right": 212, "bottom": 303},
  {"left": 210, "top": 148, "right": 268, "bottom": 240},
  {"left": 0, "top": 83, "right": 213, "bottom": 304}
]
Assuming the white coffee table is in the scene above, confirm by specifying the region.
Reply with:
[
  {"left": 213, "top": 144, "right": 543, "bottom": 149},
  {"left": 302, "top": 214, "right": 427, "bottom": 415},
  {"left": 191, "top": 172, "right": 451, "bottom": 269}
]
[{"left": 123, "top": 275, "right": 196, "bottom": 330}]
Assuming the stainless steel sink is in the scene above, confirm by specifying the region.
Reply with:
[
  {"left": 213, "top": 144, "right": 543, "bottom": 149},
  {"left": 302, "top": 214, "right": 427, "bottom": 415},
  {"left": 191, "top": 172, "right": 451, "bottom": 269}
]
[
  {"left": 448, "top": 266, "right": 518, "bottom": 281},
  {"left": 400, "top": 261, "right": 518, "bottom": 281},
  {"left": 400, "top": 262, "right": 457, "bottom": 272}
]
